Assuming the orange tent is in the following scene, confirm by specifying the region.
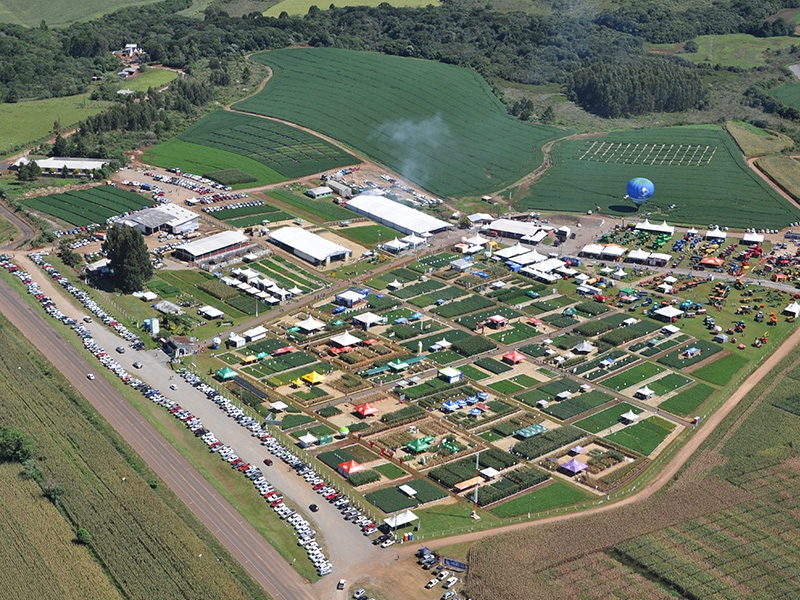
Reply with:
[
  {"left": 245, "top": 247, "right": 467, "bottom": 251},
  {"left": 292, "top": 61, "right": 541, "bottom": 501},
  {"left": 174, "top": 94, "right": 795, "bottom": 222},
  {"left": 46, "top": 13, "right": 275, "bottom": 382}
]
[
  {"left": 699, "top": 257, "right": 724, "bottom": 267},
  {"left": 337, "top": 459, "right": 366, "bottom": 478},
  {"left": 354, "top": 403, "right": 379, "bottom": 418}
]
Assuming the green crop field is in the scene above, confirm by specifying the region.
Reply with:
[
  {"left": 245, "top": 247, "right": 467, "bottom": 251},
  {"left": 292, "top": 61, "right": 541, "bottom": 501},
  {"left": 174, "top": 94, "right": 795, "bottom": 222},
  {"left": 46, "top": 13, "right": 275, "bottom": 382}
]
[
  {"left": 647, "top": 372, "right": 692, "bottom": 396},
  {"left": 236, "top": 48, "right": 565, "bottom": 197},
  {"left": 0, "top": 0, "right": 161, "bottom": 26},
  {"left": 604, "top": 416, "right": 675, "bottom": 455},
  {"left": 770, "top": 83, "right": 800, "bottom": 111},
  {"left": 691, "top": 352, "right": 749, "bottom": 386},
  {"left": 266, "top": 0, "right": 437, "bottom": 17},
  {"left": 575, "top": 403, "right": 642, "bottom": 434},
  {"left": 599, "top": 362, "right": 665, "bottom": 392},
  {"left": 657, "top": 382, "right": 716, "bottom": 416},
  {"left": 541, "top": 390, "right": 614, "bottom": 421},
  {"left": 22, "top": 185, "right": 153, "bottom": 226},
  {"left": 491, "top": 480, "right": 591, "bottom": 517},
  {"left": 148, "top": 110, "right": 356, "bottom": 184},
  {"left": 0, "top": 94, "right": 109, "bottom": 155},
  {"left": 520, "top": 125, "right": 800, "bottom": 228}
]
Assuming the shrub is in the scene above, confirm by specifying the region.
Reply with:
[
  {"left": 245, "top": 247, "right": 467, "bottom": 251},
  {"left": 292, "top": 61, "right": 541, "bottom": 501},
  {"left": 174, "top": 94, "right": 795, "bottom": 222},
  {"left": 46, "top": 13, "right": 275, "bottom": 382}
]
[{"left": 348, "top": 469, "right": 381, "bottom": 486}]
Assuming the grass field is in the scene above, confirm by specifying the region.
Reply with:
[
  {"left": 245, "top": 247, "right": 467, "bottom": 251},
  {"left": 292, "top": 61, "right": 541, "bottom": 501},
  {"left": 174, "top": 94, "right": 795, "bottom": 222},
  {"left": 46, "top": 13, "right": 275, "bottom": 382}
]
[
  {"left": 600, "top": 362, "right": 665, "bottom": 392},
  {"left": 691, "top": 352, "right": 749, "bottom": 386},
  {"left": 0, "top": 0, "right": 160, "bottom": 25},
  {"left": 520, "top": 125, "right": 800, "bottom": 228},
  {"left": 0, "top": 94, "right": 109, "bottom": 156},
  {"left": 647, "top": 34, "right": 798, "bottom": 68},
  {"left": 541, "top": 389, "right": 613, "bottom": 421},
  {"left": 121, "top": 68, "right": 179, "bottom": 93},
  {"left": 574, "top": 403, "right": 641, "bottom": 434},
  {"left": 491, "top": 480, "right": 591, "bottom": 517},
  {"left": 770, "top": 83, "right": 800, "bottom": 111},
  {"left": 236, "top": 48, "right": 565, "bottom": 197},
  {"left": 0, "top": 312, "right": 262, "bottom": 600},
  {"left": 266, "top": 0, "right": 437, "bottom": 16},
  {"left": 647, "top": 372, "right": 692, "bottom": 396},
  {"left": 604, "top": 416, "right": 675, "bottom": 455},
  {"left": 22, "top": 185, "right": 153, "bottom": 226},
  {"left": 337, "top": 224, "right": 399, "bottom": 245},
  {"left": 725, "top": 121, "right": 794, "bottom": 157},
  {"left": 657, "top": 382, "right": 715, "bottom": 416},
  {"left": 756, "top": 155, "right": 800, "bottom": 201}
]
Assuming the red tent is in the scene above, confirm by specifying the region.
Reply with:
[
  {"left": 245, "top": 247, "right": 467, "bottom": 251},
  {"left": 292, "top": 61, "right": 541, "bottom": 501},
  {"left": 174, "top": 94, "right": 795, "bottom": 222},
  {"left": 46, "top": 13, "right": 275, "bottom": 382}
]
[
  {"left": 699, "top": 257, "right": 724, "bottom": 266},
  {"left": 272, "top": 345, "right": 296, "bottom": 355},
  {"left": 354, "top": 403, "right": 379, "bottom": 418},
  {"left": 337, "top": 459, "right": 366, "bottom": 478},
  {"left": 502, "top": 350, "right": 526, "bottom": 365}
]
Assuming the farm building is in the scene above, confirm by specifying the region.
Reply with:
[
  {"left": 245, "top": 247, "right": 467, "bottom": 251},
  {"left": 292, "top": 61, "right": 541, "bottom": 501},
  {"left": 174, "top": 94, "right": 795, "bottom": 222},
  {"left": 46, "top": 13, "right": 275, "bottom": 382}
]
[
  {"left": 269, "top": 227, "right": 351, "bottom": 266},
  {"left": 226, "top": 333, "right": 245, "bottom": 348},
  {"left": 346, "top": 194, "right": 450, "bottom": 236},
  {"left": 173, "top": 231, "right": 249, "bottom": 263},
  {"left": 467, "top": 213, "right": 494, "bottom": 225},
  {"left": 198, "top": 305, "right": 224, "bottom": 319},
  {"left": 438, "top": 367, "right": 463, "bottom": 384},
  {"left": 305, "top": 186, "right": 333, "bottom": 199},
  {"left": 13, "top": 156, "right": 109, "bottom": 177},
  {"left": 335, "top": 289, "right": 366, "bottom": 307},
  {"left": 120, "top": 204, "right": 199, "bottom": 235},
  {"left": 163, "top": 336, "right": 194, "bottom": 358},
  {"left": 485, "top": 218, "right": 547, "bottom": 240},
  {"left": 243, "top": 326, "right": 268, "bottom": 343},
  {"left": 326, "top": 180, "right": 353, "bottom": 198}
]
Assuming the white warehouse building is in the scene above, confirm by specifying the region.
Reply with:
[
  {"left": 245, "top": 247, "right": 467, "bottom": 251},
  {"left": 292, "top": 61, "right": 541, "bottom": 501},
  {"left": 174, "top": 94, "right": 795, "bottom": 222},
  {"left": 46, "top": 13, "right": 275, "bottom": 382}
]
[
  {"left": 346, "top": 193, "right": 450, "bottom": 236},
  {"left": 269, "top": 227, "right": 351, "bottom": 266}
]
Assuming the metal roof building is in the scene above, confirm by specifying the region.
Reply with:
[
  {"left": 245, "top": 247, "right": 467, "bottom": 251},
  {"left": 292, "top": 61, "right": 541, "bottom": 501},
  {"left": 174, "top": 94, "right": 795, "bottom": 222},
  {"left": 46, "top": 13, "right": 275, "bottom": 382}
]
[
  {"left": 269, "top": 227, "right": 351, "bottom": 266},
  {"left": 346, "top": 194, "right": 449, "bottom": 236},
  {"left": 173, "top": 231, "right": 249, "bottom": 263},
  {"left": 120, "top": 204, "right": 199, "bottom": 235}
]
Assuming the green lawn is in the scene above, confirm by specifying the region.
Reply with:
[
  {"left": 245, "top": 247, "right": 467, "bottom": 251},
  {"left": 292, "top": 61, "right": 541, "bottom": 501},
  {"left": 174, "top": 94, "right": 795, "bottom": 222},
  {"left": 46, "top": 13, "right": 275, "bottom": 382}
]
[
  {"left": 658, "top": 383, "right": 716, "bottom": 417},
  {"left": 235, "top": 48, "right": 565, "bottom": 197},
  {"left": 575, "top": 403, "right": 642, "bottom": 434},
  {"left": 691, "top": 353, "right": 749, "bottom": 386},
  {"left": 487, "top": 323, "right": 540, "bottom": 344},
  {"left": 122, "top": 68, "right": 178, "bottom": 92},
  {"left": 647, "top": 372, "right": 693, "bottom": 396},
  {"left": 488, "top": 379, "right": 526, "bottom": 395},
  {"left": 491, "top": 481, "right": 591, "bottom": 517},
  {"left": 374, "top": 462, "right": 406, "bottom": 480},
  {"left": 604, "top": 416, "right": 676, "bottom": 456},
  {"left": 337, "top": 224, "right": 399, "bottom": 246},
  {"left": 600, "top": 362, "right": 665, "bottom": 392},
  {"left": 460, "top": 364, "right": 491, "bottom": 381}
]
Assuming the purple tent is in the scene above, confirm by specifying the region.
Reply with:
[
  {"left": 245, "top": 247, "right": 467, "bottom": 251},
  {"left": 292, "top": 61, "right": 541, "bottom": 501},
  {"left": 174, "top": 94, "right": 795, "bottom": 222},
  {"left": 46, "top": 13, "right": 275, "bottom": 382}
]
[
  {"left": 560, "top": 458, "right": 588, "bottom": 475},
  {"left": 569, "top": 445, "right": 584, "bottom": 456}
]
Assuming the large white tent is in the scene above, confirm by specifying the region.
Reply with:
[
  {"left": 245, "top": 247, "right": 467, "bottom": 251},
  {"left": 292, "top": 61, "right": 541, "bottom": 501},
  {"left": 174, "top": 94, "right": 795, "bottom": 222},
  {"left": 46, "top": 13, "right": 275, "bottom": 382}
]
[
  {"left": 346, "top": 194, "right": 449, "bottom": 235},
  {"left": 269, "top": 227, "right": 351, "bottom": 265},
  {"left": 384, "top": 509, "right": 419, "bottom": 529}
]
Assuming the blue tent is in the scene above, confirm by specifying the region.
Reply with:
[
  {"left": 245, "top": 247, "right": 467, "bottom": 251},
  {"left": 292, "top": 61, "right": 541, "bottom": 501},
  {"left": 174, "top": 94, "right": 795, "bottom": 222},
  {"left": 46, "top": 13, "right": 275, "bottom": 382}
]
[
  {"left": 456, "top": 399, "right": 467, "bottom": 407},
  {"left": 477, "top": 392, "right": 490, "bottom": 400},
  {"left": 441, "top": 401, "right": 459, "bottom": 412},
  {"left": 466, "top": 396, "right": 478, "bottom": 404},
  {"left": 469, "top": 408, "right": 483, "bottom": 416}
]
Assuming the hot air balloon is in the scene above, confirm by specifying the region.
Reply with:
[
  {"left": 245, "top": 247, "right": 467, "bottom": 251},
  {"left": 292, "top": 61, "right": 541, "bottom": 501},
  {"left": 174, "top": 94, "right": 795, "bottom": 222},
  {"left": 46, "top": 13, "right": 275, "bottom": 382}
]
[{"left": 626, "top": 178, "right": 654, "bottom": 207}]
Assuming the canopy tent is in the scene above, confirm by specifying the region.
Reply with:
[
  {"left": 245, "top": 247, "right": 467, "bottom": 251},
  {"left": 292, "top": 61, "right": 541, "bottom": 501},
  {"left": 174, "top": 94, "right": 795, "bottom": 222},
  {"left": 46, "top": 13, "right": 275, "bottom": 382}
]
[
  {"left": 621, "top": 409, "right": 640, "bottom": 422},
  {"left": 353, "top": 312, "right": 384, "bottom": 329},
  {"left": 560, "top": 458, "right": 588, "bottom": 475},
  {"left": 784, "top": 302, "right": 800, "bottom": 318},
  {"left": 401, "top": 233, "right": 426, "bottom": 246},
  {"left": 627, "top": 248, "right": 651, "bottom": 262},
  {"left": 657, "top": 283, "right": 674, "bottom": 294},
  {"left": 495, "top": 242, "right": 528, "bottom": 259},
  {"left": 273, "top": 345, "right": 296, "bottom": 355},
  {"left": 635, "top": 386, "right": 655, "bottom": 399},
  {"left": 382, "top": 237, "right": 409, "bottom": 252},
  {"left": 338, "top": 459, "right": 365, "bottom": 478},
  {"left": 463, "top": 233, "right": 489, "bottom": 246},
  {"left": 502, "top": 350, "right": 526, "bottom": 364},
  {"left": 384, "top": 509, "right": 419, "bottom": 529},
  {"left": 654, "top": 306, "right": 684, "bottom": 321},
  {"left": 330, "top": 331, "right": 362, "bottom": 348},
  {"left": 480, "top": 467, "right": 500, "bottom": 479},
  {"left": 242, "top": 355, "right": 258, "bottom": 364},
  {"left": 198, "top": 305, "right": 224, "bottom": 319},
  {"left": 573, "top": 341, "right": 595, "bottom": 354},
  {"left": 438, "top": 367, "right": 463, "bottom": 383},
  {"left": 742, "top": 232, "right": 765, "bottom": 244},
  {"left": 298, "top": 432, "right": 318, "bottom": 448},
  {"left": 215, "top": 367, "right": 237, "bottom": 380},
  {"left": 387, "top": 279, "right": 404, "bottom": 290},
  {"left": 270, "top": 400, "right": 288, "bottom": 411},
  {"left": 388, "top": 359, "right": 409, "bottom": 371},
  {"left": 515, "top": 423, "right": 547, "bottom": 438},
  {"left": 664, "top": 275, "right": 678, "bottom": 284},
  {"left": 700, "top": 256, "right": 724, "bottom": 266},
  {"left": 296, "top": 316, "right": 326, "bottom": 333},
  {"left": 705, "top": 226, "right": 727, "bottom": 240},
  {"left": 354, "top": 403, "right": 379, "bottom": 418},
  {"left": 302, "top": 371, "right": 326, "bottom": 385},
  {"left": 288, "top": 286, "right": 304, "bottom": 296},
  {"left": 405, "top": 436, "right": 435, "bottom": 453},
  {"left": 570, "top": 445, "right": 584, "bottom": 455},
  {"left": 441, "top": 400, "right": 460, "bottom": 412},
  {"left": 612, "top": 268, "right": 627, "bottom": 280},
  {"left": 292, "top": 378, "right": 304, "bottom": 387}
]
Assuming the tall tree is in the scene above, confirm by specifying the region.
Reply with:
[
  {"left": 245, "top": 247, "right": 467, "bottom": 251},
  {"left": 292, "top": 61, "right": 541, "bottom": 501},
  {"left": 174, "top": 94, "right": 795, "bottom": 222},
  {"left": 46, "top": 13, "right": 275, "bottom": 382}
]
[{"left": 102, "top": 225, "right": 153, "bottom": 293}]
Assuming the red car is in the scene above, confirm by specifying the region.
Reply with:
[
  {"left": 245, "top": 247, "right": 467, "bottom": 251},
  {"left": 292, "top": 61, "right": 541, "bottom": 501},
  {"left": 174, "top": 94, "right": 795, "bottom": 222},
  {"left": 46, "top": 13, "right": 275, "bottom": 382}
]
[
  {"left": 325, "top": 492, "right": 340, "bottom": 502},
  {"left": 237, "top": 463, "right": 251, "bottom": 472},
  {"left": 312, "top": 482, "right": 325, "bottom": 490},
  {"left": 270, "top": 499, "right": 283, "bottom": 508},
  {"left": 263, "top": 458, "right": 273, "bottom": 466}
]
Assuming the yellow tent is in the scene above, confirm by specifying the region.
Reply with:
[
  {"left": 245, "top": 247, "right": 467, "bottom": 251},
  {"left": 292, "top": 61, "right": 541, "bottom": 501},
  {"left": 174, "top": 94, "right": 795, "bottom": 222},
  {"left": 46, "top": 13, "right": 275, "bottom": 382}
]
[
  {"left": 292, "top": 378, "right": 305, "bottom": 387},
  {"left": 242, "top": 355, "right": 258, "bottom": 364},
  {"left": 302, "top": 371, "right": 326, "bottom": 385}
]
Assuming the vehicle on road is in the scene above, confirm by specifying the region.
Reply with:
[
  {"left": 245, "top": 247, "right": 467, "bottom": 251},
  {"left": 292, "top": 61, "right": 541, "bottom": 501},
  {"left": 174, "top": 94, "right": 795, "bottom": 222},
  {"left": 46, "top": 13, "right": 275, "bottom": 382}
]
[
  {"left": 263, "top": 457, "right": 273, "bottom": 466},
  {"left": 337, "top": 579, "right": 346, "bottom": 590},
  {"left": 170, "top": 383, "right": 178, "bottom": 390},
  {"left": 86, "top": 373, "right": 95, "bottom": 380},
  {"left": 309, "top": 504, "right": 319, "bottom": 512},
  {"left": 353, "top": 589, "right": 365, "bottom": 598},
  {"left": 133, "top": 361, "right": 142, "bottom": 369},
  {"left": 115, "top": 346, "right": 125, "bottom": 353}
]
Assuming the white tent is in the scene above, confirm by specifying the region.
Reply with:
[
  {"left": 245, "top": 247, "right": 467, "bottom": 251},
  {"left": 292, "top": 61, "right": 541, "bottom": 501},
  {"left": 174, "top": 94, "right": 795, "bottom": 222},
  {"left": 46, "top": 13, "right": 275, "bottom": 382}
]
[
  {"left": 463, "top": 233, "right": 489, "bottom": 246},
  {"left": 298, "top": 432, "right": 318, "bottom": 448},
  {"left": 401, "top": 233, "right": 426, "bottom": 246},
  {"left": 296, "top": 316, "right": 326, "bottom": 333},
  {"left": 288, "top": 286, "right": 303, "bottom": 296},
  {"left": 198, "top": 305, "right": 224, "bottom": 319},
  {"left": 384, "top": 509, "right": 419, "bottom": 529},
  {"left": 654, "top": 306, "right": 684, "bottom": 320},
  {"left": 574, "top": 341, "right": 595, "bottom": 354},
  {"left": 742, "top": 232, "right": 764, "bottom": 244},
  {"left": 382, "top": 237, "right": 409, "bottom": 252},
  {"left": 330, "top": 331, "right": 362, "bottom": 347},
  {"left": 704, "top": 226, "right": 727, "bottom": 240},
  {"left": 627, "top": 248, "right": 651, "bottom": 262},
  {"left": 621, "top": 410, "right": 640, "bottom": 422},
  {"left": 612, "top": 268, "right": 627, "bottom": 280},
  {"left": 601, "top": 245, "right": 626, "bottom": 259},
  {"left": 494, "top": 242, "right": 528, "bottom": 259},
  {"left": 784, "top": 302, "right": 800, "bottom": 318},
  {"left": 270, "top": 400, "right": 288, "bottom": 411},
  {"left": 581, "top": 243, "right": 604, "bottom": 256},
  {"left": 657, "top": 283, "right": 674, "bottom": 294},
  {"left": 353, "top": 312, "right": 384, "bottom": 328},
  {"left": 387, "top": 279, "right": 404, "bottom": 290},
  {"left": 635, "top": 386, "right": 655, "bottom": 399}
]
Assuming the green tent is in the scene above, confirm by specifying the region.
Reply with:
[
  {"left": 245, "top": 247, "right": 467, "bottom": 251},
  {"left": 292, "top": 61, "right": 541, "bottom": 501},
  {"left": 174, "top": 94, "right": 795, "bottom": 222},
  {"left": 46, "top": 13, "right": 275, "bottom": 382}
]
[
  {"left": 405, "top": 435, "right": 435, "bottom": 454},
  {"left": 256, "top": 352, "right": 269, "bottom": 359},
  {"left": 215, "top": 367, "right": 237, "bottom": 380}
]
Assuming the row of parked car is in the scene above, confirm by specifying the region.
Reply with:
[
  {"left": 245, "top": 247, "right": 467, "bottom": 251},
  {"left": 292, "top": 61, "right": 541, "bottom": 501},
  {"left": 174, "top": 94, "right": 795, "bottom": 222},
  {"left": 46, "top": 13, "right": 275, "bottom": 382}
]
[
  {"left": 29, "top": 252, "right": 144, "bottom": 349},
  {"left": 149, "top": 170, "right": 230, "bottom": 196},
  {"left": 201, "top": 199, "right": 261, "bottom": 214}
]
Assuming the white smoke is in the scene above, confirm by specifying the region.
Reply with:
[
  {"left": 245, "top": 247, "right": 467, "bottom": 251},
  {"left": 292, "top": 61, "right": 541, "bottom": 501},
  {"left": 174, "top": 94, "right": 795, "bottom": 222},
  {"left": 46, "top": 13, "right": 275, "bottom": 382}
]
[{"left": 374, "top": 114, "right": 452, "bottom": 188}]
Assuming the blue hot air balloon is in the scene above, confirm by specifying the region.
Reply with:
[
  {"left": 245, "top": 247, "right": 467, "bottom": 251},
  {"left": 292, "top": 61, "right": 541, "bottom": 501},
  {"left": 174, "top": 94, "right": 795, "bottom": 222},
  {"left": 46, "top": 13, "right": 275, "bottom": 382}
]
[{"left": 626, "top": 178, "right": 654, "bottom": 207}]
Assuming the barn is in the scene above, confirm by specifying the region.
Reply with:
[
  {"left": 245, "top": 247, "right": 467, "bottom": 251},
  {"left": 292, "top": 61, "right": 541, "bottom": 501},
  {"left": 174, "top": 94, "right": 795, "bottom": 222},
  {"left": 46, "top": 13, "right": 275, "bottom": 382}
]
[
  {"left": 346, "top": 193, "right": 450, "bottom": 236},
  {"left": 269, "top": 227, "right": 351, "bottom": 266},
  {"left": 173, "top": 231, "right": 249, "bottom": 263}
]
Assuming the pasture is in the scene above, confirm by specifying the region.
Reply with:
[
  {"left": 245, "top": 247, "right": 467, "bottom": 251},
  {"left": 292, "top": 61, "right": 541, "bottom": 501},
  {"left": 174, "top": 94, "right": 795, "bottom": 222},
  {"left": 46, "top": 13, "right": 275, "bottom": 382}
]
[
  {"left": 756, "top": 155, "right": 800, "bottom": 201},
  {"left": 0, "top": 0, "right": 160, "bottom": 26},
  {"left": 725, "top": 121, "right": 793, "bottom": 157},
  {"left": 0, "top": 94, "right": 108, "bottom": 156},
  {"left": 520, "top": 125, "right": 800, "bottom": 228},
  {"left": 121, "top": 68, "right": 178, "bottom": 93},
  {"left": 770, "top": 83, "right": 800, "bottom": 110},
  {"left": 236, "top": 48, "right": 565, "bottom": 197},
  {"left": 22, "top": 185, "right": 152, "bottom": 226},
  {"left": 647, "top": 34, "right": 798, "bottom": 68},
  {"left": 266, "top": 0, "right": 437, "bottom": 16}
]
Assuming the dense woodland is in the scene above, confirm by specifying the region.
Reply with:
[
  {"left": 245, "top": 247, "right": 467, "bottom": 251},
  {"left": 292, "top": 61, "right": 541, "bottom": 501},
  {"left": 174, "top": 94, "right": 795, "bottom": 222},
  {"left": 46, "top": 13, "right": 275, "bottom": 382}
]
[{"left": 0, "top": 0, "right": 799, "bottom": 124}]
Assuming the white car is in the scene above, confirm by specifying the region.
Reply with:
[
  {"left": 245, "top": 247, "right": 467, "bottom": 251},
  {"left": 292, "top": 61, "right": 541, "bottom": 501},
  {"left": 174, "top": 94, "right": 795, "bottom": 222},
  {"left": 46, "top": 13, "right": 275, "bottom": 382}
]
[
  {"left": 443, "top": 577, "right": 458, "bottom": 589},
  {"left": 170, "top": 384, "right": 178, "bottom": 390},
  {"left": 425, "top": 579, "right": 439, "bottom": 589},
  {"left": 86, "top": 373, "right": 95, "bottom": 380}
]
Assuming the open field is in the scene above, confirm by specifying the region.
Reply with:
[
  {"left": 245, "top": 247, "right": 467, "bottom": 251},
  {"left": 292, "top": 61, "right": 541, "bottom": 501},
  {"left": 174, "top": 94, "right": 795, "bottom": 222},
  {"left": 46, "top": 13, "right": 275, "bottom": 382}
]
[
  {"left": 266, "top": 0, "right": 437, "bottom": 16},
  {"left": 0, "top": 312, "right": 263, "bottom": 600},
  {"left": 121, "top": 68, "right": 179, "bottom": 92},
  {"left": 725, "top": 121, "right": 794, "bottom": 157},
  {"left": 491, "top": 481, "right": 592, "bottom": 518},
  {"left": 647, "top": 34, "right": 798, "bottom": 68},
  {"left": 520, "top": 125, "right": 800, "bottom": 228},
  {"left": 0, "top": 463, "right": 123, "bottom": 600},
  {"left": 604, "top": 416, "right": 675, "bottom": 455},
  {"left": 0, "top": 94, "right": 109, "bottom": 155},
  {"left": 770, "top": 83, "right": 800, "bottom": 111},
  {"left": 236, "top": 48, "right": 565, "bottom": 197},
  {"left": 575, "top": 403, "right": 641, "bottom": 434},
  {"left": 657, "top": 382, "right": 715, "bottom": 416},
  {"left": 756, "top": 155, "right": 800, "bottom": 201},
  {"left": 22, "top": 185, "right": 153, "bottom": 226},
  {"left": 0, "top": 0, "right": 160, "bottom": 26}
]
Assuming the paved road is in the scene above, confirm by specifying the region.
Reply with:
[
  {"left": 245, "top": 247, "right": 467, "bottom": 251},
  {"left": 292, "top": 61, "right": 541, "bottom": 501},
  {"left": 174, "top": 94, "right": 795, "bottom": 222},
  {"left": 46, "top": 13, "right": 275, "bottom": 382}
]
[{"left": 0, "top": 276, "right": 313, "bottom": 600}]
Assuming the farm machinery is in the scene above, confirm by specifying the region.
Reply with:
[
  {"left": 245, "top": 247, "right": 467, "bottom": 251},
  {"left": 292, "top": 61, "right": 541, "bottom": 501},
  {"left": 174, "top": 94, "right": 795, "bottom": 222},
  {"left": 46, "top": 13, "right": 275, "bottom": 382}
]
[
  {"left": 769, "top": 312, "right": 778, "bottom": 326},
  {"left": 752, "top": 333, "right": 769, "bottom": 348}
]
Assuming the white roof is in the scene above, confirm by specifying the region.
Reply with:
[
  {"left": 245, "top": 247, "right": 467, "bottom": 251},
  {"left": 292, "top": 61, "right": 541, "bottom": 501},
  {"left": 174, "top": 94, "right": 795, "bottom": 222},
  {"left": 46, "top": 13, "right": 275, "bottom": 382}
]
[
  {"left": 243, "top": 325, "right": 268, "bottom": 338},
  {"left": 613, "top": 268, "right": 627, "bottom": 278},
  {"left": 177, "top": 231, "right": 248, "bottom": 259},
  {"left": 435, "top": 338, "right": 452, "bottom": 348},
  {"left": 521, "top": 267, "right": 560, "bottom": 282},
  {"left": 535, "top": 257, "right": 566, "bottom": 273},
  {"left": 398, "top": 484, "right": 417, "bottom": 496},
  {"left": 687, "top": 227, "right": 698, "bottom": 234},
  {"left": 705, "top": 226, "right": 727, "bottom": 239},
  {"left": 743, "top": 232, "right": 764, "bottom": 243},
  {"left": 463, "top": 234, "right": 489, "bottom": 245},
  {"left": 330, "top": 331, "right": 362, "bottom": 347},
  {"left": 383, "top": 238, "right": 408, "bottom": 251},
  {"left": 269, "top": 227, "right": 350, "bottom": 262},
  {"left": 495, "top": 243, "right": 529, "bottom": 259},
  {"left": 14, "top": 156, "right": 108, "bottom": 171},
  {"left": 346, "top": 195, "right": 449, "bottom": 235},
  {"left": 601, "top": 245, "right": 626, "bottom": 258},
  {"left": 621, "top": 410, "right": 639, "bottom": 421},
  {"left": 467, "top": 213, "right": 494, "bottom": 223},
  {"left": 141, "top": 291, "right": 158, "bottom": 301},
  {"left": 480, "top": 466, "right": 500, "bottom": 478},
  {"left": 308, "top": 186, "right": 332, "bottom": 196},
  {"left": 270, "top": 400, "right": 288, "bottom": 410},
  {"left": 487, "top": 218, "right": 542, "bottom": 238},
  {"left": 337, "top": 290, "right": 366, "bottom": 302},
  {"left": 581, "top": 243, "right": 604, "bottom": 255},
  {"left": 298, "top": 433, "right": 318, "bottom": 444},
  {"left": 627, "top": 248, "right": 651, "bottom": 262},
  {"left": 574, "top": 341, "right": 595, "bottom": 353},
  {"left": 198, "top": 305, "right": 224, "bottom": 318},
  {"left": 288, "top": 286, "right": 303, "bottom": 295},
  {"left": 657, "top": 283, "right": 674, "bottom": 293},
  {"left": 635, "top": 220, "right": 674, "bottom": 235},
  {"left": 636, "top": 386, "right": 654, "bottom": 396},
  {"left": 662, "top": 324, "right": 681, "bottom": 334},
  {"left": 664, "top": 276, "right": 677, "bottom": 284},
  {"left": 353, "top": 312, "right": 383, "bottom": 326},
  {"left": 401, "top": 233, "right": 426, "bottom": 245},
  {"left": 649, "top": 252, "right": 672, "bottom": 262},
  {"left": 556, "top": 266, "right": 578, "bottom": 276},
  {"left": 384, "top": 509, "right": 419, "bottom": 528},
  {"left": 654, "top": 306, "right": 684, "bottom": 318},
  {"left": 784, "top": 302, "right": 800, "bottom": 316},
  {"left": 511, "top": 249, "right": 547, "bottom": 265}
]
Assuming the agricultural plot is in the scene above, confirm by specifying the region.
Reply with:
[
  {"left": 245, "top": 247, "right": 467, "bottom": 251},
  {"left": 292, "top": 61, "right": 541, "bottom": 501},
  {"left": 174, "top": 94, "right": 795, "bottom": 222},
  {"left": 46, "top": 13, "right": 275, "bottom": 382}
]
[
  {"left": 337, "top": 224, "right": 398, "bottom": 246},
  {"left": 575, "top": 403, "right": 642, "bottom": 434},
  {"left": 491, "top": 480, "right": 591, "bottom": 517},
  {"left": 459, "top": 306, "right": 522, "bottom": 330},
  {"left": 400, "top": 329, "right": 471, "bottom": 352},
  {"left": 725, "top": 121, "right": 794, "bottom": 157},
  {"left": 459, "top": 364, "right": 491, "bottom": 381},
  {"left": 236, "top": 48, "right": 564, "bottom": 197},
  {"left": 756, "top": 156, "right": 800, "bottom": 202},
  {"left": 391, "top": 279, "right": 445, "bottom": 299},
  {"left": 487, "top": 323, "right": 539, "bottom": 344},
  {"left": 408, "top": 286, "right": 468, "bottom": 307},
  {"left": 599, "top": 362, "right": 665, "bottom": 392},
  {"left": 516, "top": 379, "right": 582, "bottom": 406},
  {"left": 178, "top": 111, "right": 357, "bottom": 180},
  {"left": 657, "top": 383, "right": 715, "bottom": 416},
  {"left": 429, "top": 449, "right": 518, "bottom": 489},
  {"left": 520, "top": 126, "right": 800, "bottom": 228},
  {"left": 542, "top": 390, "right": 614, "bottom": 421},
  {"left": 488, "top": 379, "right": 526, "bottom": 395},
  {"left": 265, "top": 188, "right": 354, "bottom": 222},
  {"left": 647, "top": 372, "right": 692, "bottom": 395},
  {"left": 474, "top": 357, "right": 513, "bottom": 375},
  {"left": 599, "top": 320, "right": 661, "bottom": 346},
  {"left": 691, "top": 352, "right": 748, "bottom": 386},
  {"left": 604, "top": 417, "right": 675, "bottom": 455},
  {"left": 22, "top": 185, "right": 152, "bottom": 227},
  {"left": 513, "top": 426, "right": 585, "bottom": 460},
  {"left": 657, "top": 340, "right": 723, "bottom": 369},
  {"left": 365, "top": 478, "right": 447, "bottom": 513},
  {"left": 431, "top": 295, "right": 496, "bottom": 319}
]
